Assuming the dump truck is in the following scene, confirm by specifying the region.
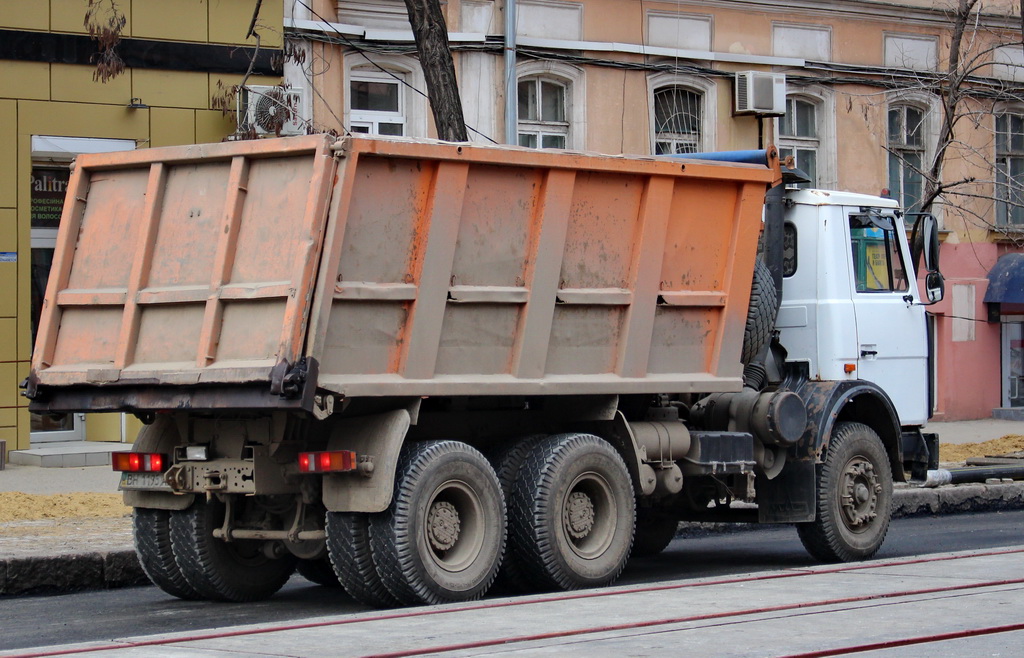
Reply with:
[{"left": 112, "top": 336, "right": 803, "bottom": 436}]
[{"left": 25, "top": 134, "right": 944, "bottom": 606}]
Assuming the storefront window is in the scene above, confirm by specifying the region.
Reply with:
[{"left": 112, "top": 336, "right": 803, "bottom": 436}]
[{"left": 29, "top": 167, "right": 71, "bottom": 433}]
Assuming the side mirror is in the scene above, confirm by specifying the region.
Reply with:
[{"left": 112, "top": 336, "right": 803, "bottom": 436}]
[
  {"left": 925, "top": 271, "right": 945, "bottom": 304},
  {"left": 921, "top": 214, "right": 940, "bottom": 274},
  {"left": 909, "top": 213, "right": 944, "bottom": 305},
  {"left": 910, "top": 213, "right": 940, "bottom": 273}
]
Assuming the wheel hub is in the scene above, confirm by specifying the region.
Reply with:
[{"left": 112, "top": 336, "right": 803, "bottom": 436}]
[
  {"left": 840, "top": 459, "right": 881, "bottom": 529},
  {"left": 564, "top": 491, "right": 595, "bottom": 540},
  {"left": 427, "top": 500, "right": 461, "bottom": 552}
]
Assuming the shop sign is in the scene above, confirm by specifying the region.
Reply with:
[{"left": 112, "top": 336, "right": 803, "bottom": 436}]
[{"left": 31, "top": 167, "right": 70, "bottom": 229}]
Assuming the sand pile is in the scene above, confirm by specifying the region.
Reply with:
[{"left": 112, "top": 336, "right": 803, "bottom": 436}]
[
  {"left": 940, "top": 435, "right": 1024, "bottom": 464},
  {"left": 0, "top": 492, "right": 129, "bottom": 523}
]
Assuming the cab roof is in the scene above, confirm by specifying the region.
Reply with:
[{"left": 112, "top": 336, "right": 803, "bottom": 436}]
[{"left": 785, "top": 188, "right": 901, "bottom": 210}]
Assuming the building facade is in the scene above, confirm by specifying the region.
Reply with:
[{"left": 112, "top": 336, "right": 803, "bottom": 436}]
[
  {"left": 3, "top": 0, "right": 1022, "bottom": 462},
  {"left": 285, "top": 0, "right": 1024, "bottom": 421},
  {"left": 0, "top": 0, "right": 284, "bottom": 455}
]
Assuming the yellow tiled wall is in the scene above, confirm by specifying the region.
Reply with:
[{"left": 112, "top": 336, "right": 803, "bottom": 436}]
[{"left": 0, "top": 0, "right": 283, "bottom": 455}]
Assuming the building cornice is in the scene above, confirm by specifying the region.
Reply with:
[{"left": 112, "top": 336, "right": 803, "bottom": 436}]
[{"left": 678, "top": 0, "right": 1020, "bottom": 31}]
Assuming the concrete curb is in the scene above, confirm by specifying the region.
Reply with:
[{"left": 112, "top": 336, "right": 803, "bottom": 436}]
[
  {"left": 0, "top": 551, "right": 147, "bottom": 596},
  {"left": 1, "top": 483, "right": 1022, "bottom": 596}
]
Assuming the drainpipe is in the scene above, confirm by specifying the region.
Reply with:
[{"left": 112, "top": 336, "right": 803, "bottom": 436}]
[{"left": 504, "top": 0, "right": 517, "bottom": 144}]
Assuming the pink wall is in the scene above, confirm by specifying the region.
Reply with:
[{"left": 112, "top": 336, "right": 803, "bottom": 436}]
[{"left": 929, "top": 242, "right": 1003, "bottom": 420}]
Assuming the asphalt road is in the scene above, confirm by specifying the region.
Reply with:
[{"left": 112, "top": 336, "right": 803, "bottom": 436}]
[{"left": 2, "top": 509, "right": 1022, "bottom": 653}]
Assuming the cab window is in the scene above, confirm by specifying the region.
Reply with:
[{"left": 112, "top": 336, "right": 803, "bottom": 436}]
[{"left": 849, "top": 212, "right": 908, "bottom": 293}]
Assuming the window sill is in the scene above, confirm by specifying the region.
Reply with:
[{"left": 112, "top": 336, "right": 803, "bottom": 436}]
[{"left": 988, "top": 228, "right": 1024, "bottom": 244}]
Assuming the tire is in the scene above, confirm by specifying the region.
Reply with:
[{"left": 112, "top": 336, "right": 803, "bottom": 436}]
[
  {"left": 326, "top": 512, "right": 400, "bottom": 607},
  {"left": 169, "top": 497, "right": 297, "bottom": 602},
  {"left": 797, "top": 422, "right": 893, "bottom": 563},
  {"left": 133, "top": 508, "right": 201, "bottom": 600},
  {"left": 630, "top": 510, "right": 678, "bottom": 559},
  {"left": 370, "top": 441, "right": 506, "bottom": 606},
  {"left": 488, "top": 436, "right": 545, "bottom": 592},
  {"left": 509, "top": 434, "right": 635, "bottom": 591},
  {"left": 741, "top": 258, "right": 779, "bottom": 364},
  {"left": 296, "top": 558, "right": 340, "bottom": 587}
]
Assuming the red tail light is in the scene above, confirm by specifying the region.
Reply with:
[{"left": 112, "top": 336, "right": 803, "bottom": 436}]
[
  {"left": 112, "top": 452, "right": 166, "bottom": 473},
  {"left": 298, "top": 450, "right": 357, "bottom": 473},
  {"left": 113, "top": 452, "right": 166, "bottom": 472}
]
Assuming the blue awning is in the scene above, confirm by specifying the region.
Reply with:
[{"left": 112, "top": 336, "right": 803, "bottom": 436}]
[{"left": 984, "top": 253, "right": 1024, "bottom": 304}]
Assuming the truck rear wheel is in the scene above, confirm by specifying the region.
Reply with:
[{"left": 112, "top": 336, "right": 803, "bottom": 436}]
[
  {"left": 489, "top": 435, "right": 544, "bottom": 593},
  {"left": 509, "top": 433, "right": 635, "bottom": 590},
  {"left": 370, "top": 441, "right": 506, "bottom": 605},
  {"left": 326, "top": 512, "right": 400, "bottom": 607},
  {"left": 133, "top": 508, "right": 200, "bottom": 600},
  {"left": 296, "top": 558, "right": 340, "bottom": 587},
  {"left": 797, "top": 422, "right": 893, "bottom": 562},
  {"left": 169, "top": 497, "right": 296, "bottom": 602}
]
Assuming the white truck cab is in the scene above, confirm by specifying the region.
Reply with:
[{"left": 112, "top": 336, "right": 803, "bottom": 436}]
[{"left": 778, "top": 190, "right": 930, "bottom": 427}]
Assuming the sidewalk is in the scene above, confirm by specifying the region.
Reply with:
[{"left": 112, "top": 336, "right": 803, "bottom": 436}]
[
  {"left": 927, "top": 418, "right": 1024, "bottom": 445},
  {"left": 1, "top": 418, "right": 1022, "bottom": 596}
]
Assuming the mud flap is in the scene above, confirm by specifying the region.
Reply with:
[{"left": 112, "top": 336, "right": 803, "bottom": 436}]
[
  {"left": 322, "top": 408, "right": 411, "bottom": 513},
  {"left": 756, "top": 458, "right": 815, "bottom": 523}
]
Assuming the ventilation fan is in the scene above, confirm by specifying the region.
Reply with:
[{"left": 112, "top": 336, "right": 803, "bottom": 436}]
[{"left": 238, "top": 86, "right": 305, "bottom": 136}]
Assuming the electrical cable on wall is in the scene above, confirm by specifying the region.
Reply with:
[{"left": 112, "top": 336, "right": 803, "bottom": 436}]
[{"left": 292, "top": 0, "right": 497, "bottom": 143}]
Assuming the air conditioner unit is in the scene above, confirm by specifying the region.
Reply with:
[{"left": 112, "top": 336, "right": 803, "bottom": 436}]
[
  {"left": 237, "top": 86, "right": 305, "bottom": 136},
  {"left": 734, "top": 72, "right": 786, "bottom": 116}
]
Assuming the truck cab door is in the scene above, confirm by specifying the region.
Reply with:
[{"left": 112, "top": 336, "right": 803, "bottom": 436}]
[{"left": 847, "top": 210, "right": 930, "bottom": 425}]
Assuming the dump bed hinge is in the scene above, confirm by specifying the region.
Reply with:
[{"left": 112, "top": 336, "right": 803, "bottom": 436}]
[{"left": 270, "top": 357, "right": 317, "bottom": 399}]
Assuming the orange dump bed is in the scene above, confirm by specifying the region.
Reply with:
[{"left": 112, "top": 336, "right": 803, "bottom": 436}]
[{"left": 29, "top": 135, "right": 777, "bottom": 411}]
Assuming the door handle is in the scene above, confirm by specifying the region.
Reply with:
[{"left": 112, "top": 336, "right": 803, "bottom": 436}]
[{"left": 860, "top": 350, "right": 878, "bottom": 357}]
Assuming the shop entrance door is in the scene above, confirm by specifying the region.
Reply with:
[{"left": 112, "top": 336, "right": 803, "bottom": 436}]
[
  {"left": 1002, "top": 319, "right": 1024, "bottom": 409},
  {"left": 29, "top": 136, "right": 135, "bottom": 444}
]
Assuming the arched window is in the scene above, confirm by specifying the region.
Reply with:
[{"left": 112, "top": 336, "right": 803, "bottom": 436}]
[
  {"left": 779, "top": 96, "right": 820, "bottom": 188},
  {"left": 350, "top": 69, "right": 406, "bottom": 136},
  {"left": 345, "top": 55, "right": 427, "bottom": 137},
  {"left": 515, "top": 62, "right": 584, "bottom": 150},
  {"left": 517, "top": 76, "right": 569, "bottom": 149},
  {"left": 995, "top": 112, "right": 1024, "bottom": 226},
  {"left": 648, "top": 74, "right": 715, "bottom": 155},
  {"left": 653, "top": 86, "right": 702, "bottom": 154},
  {"left": 887, "top": 103, "right": 927, "bottom": 212}
]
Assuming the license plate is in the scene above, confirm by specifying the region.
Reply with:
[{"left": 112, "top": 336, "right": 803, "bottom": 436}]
[{"left": 119, "top": 471, "right": 172, "bottom": 491}]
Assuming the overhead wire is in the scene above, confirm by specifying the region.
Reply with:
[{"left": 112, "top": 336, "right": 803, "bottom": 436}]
[
  {"left": 290, "top": 0, "right": 498, "bottom": 143},
  {"left": 285, "top": 0, "right": 1024, "bottom": 148}
]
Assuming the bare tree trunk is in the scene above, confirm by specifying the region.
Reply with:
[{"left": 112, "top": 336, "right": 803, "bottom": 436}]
[
  {"left": 921, "top": 0, "right": 980, "bottom": 213},
  {"left": 403, "top": 0, "right": 468, "bottom": 142}
]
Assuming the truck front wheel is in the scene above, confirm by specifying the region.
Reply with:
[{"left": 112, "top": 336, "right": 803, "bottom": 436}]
[
  {"left": 369, "top": 441, "right": 506, "bottom": 605},
  {"left": 169, "top": 497, "right": 297, "bottom": 602},
  {"left": 510, "top": 433, "right": 635, "bottom": 590},
  {"left": 797, "top": 422, "right": 893, "bottom": 562}
]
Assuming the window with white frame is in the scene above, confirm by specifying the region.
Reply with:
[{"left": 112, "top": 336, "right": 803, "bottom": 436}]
[
  {"left": 349, "top": 69, "right": 406, "bottom": 136},
  {"left": 778, "top": 96, "right": 819, "bottom": 188},
  {"left": 996, "top": 112, "right": 1024, "bottom": 227},
  {"left": 517, "top": 76, "right": 569, "bottom": 149},
  {"left": 887, "top": 103, "right": 927, "bottom": 212},
  {"left": 653, "top": 86, "right": 703, "bottom": 154}
]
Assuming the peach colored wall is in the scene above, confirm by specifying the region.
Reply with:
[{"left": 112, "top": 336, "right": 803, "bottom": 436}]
[{"left": 930, "top": 242, "right": 1003, "bottom": 420}]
